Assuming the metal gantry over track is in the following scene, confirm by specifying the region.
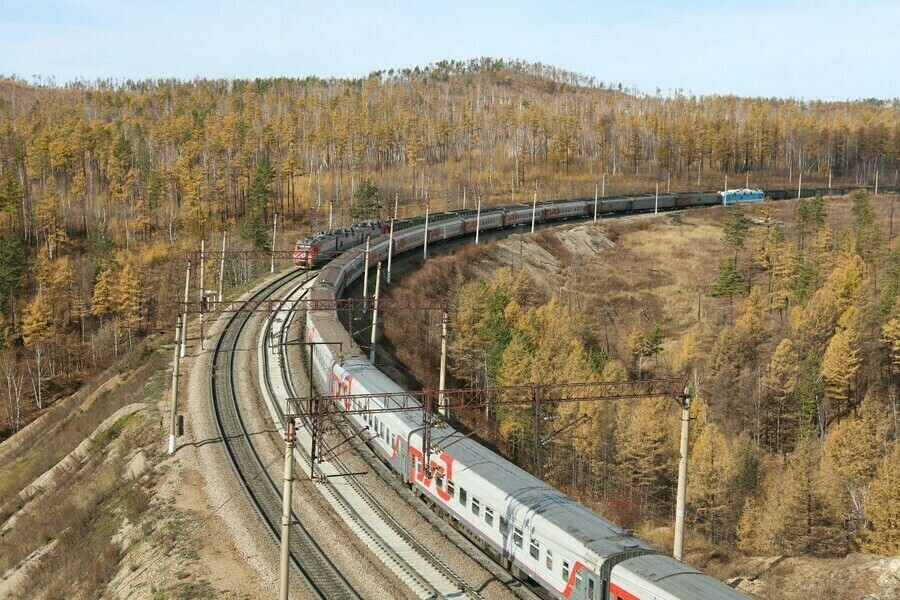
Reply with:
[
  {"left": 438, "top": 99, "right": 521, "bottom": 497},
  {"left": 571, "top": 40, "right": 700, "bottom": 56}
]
[{"left": 284, "top": 379, "right": 689, "bottom": 481}]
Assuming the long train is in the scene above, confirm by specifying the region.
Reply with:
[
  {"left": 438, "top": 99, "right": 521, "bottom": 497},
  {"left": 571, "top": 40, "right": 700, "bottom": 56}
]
[
  {"left": 292, "top": 186, "right": 848, "bottom": 267},
  {"left": 300, "top": 186, "right": 867, "bottom": 599}
]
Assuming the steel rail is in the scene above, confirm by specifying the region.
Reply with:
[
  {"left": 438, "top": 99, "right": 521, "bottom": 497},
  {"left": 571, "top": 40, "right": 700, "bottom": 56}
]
[{"left": 209, "top": 267, "right": 360, "bottom": 600}]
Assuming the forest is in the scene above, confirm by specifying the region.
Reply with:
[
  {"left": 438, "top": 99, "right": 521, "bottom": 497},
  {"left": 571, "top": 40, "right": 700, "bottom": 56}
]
[
  {"left": 0, "top": 58, "right": 898, "bottom": 443},
  {"left": 382, "top": 190, "right": 900, "bottom": 561}
]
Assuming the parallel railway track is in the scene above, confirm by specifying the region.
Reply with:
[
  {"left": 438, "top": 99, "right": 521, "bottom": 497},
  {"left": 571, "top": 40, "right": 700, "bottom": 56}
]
[
  {"left": 210, "top": 268, "right": 361, "bottom": 600},
  {"left": 262, "top": 281, "right": 472, "bottom": 599}
]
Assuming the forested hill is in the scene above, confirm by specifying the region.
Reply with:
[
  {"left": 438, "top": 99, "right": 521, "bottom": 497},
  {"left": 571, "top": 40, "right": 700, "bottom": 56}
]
[{"left": 0, "top": 58, "right": 898, "bottom": 440}]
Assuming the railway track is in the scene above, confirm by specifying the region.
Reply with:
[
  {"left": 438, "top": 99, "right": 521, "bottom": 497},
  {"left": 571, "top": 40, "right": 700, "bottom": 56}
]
[
  {"left": 210, "top": 268, "right": 361, "bottom": 600},
  {"left": 259, "top": 280, "right": 474, "bottom": 599}
]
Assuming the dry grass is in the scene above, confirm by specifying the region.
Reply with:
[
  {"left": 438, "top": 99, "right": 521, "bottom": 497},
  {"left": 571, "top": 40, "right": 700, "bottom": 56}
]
[{"left": 0, "top": 340, "right": 168, "bottom": 520}]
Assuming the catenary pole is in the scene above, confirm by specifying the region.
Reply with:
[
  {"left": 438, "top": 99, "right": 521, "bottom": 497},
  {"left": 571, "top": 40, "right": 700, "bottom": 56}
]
[
  {"left": 386, "top": 218, "right": 395, "bottom": 284},
  {"left": 180, "top": 260, "right": 191, "bottom": 357},
  {"left": 168, "top": 315, "right": 181, "bottom": 454},
  {"left": 278, "top": 418, "right": 296, "bottom": 600},
  {"left": 475, "top": 198, "right": 482, "bottom": 245},
  {"left": 198, "top": 240, "right": 206, "bottom": 350},
  {"left": 369, "top": 262, "right": 382, "bottom": 363},
  {"left": 362, "top": 236, "right": 370, "bottom": 307},
  {"left": 593, "top": 182, "right": 599, "bottom": 222},
  {"left": 270, "top": 213, "right": 278, "bottom": 274},
  {"left": 673, "top": 394, "right": 692, "bottom": 561},
  {"left": 423, "top": 202, "right": 429, "bottom": 260},
  {"left": 439, "top": 311, "right": 448, "bottom": 417},
  {"left": 218, "top": 230, "right": 227, "bottom": 302},
  {"left": 531, "top": 184, "right": 538, "bottom": 233}
]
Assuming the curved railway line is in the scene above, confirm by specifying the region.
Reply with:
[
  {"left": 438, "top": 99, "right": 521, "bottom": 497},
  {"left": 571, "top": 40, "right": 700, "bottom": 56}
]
[
  {"left": 209, "top": 268, "right": 361, "bottom": 600},
  {"left": 204, "top": 186, "right": 895, "bottom": 599},
  {"left": 263, "top": 280, "right": 469, "bottom": 599}
]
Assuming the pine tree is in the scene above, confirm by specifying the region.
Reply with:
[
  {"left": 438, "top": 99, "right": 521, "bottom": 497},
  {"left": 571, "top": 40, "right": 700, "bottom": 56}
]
[
  {"left": 851, "top": 189, "right": 883, "bottom": 263},
  {"left": 710, "top": 258, "right": 746, "bottom": 324},
  {"left": 350, "top": 179, "right": 383, "bottom": 220},
  {"left": 239, "top": 155, "right": 273, "bottom": 250},
  {"left": 863, "top": 442, "right": 900, "bottom": 554},
  {"left": 722, "top": 205, "right": 749, "bottom": 256},
  {"left": 687, "top": 422, "right": 737, "bottom": 543},
  {"left": 0, "top": 228, "right": 23, "bottom": 310}
]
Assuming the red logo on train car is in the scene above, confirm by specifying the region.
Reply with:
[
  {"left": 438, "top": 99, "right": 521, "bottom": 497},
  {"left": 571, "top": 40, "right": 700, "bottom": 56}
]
[
  {"left": 331, "top": 372, "right": 353, "bottom": 408},
  {"left": 409, "top": 447, "right": 455, "bottom": 502}
]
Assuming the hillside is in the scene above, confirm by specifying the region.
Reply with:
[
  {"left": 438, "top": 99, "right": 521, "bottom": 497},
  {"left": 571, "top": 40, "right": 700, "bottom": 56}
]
[
  {"left": 380, "top": 191, "right": 900, "bottom": 599},
  {"left": 1, "top": 59, "right": 898, "bottom": 440}
]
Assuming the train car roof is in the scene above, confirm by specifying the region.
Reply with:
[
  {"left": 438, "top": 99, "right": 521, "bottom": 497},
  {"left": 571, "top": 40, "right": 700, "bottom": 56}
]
[
  {"left": 430, "top": 426, "right": 655, "bottom": 563},
  {"left": 613, "top": 554, "right": 747, "bottom": 599}
]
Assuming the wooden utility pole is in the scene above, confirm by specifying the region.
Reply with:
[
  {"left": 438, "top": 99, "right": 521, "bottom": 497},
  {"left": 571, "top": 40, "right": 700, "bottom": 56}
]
[
  {"left": 423, "top": 202, "right": 430, "bottom": 260},
  {"left": 439, "top": 311, "right": 448, "bottom": 417},
  {"left": 278, "top": 418, "right": 296, "bottom": 600},
  {"left": 673, "top": 394, "right": 692, "bottom": 562},
  {"left": 386, "top": 219, "right": 395, "bottom": 284},
  {"left": 270, "top": 213, "right": 278, "bottom": 274},
  {"left": 531, "top": 183, "right": 538, "bottom": 233},
  {"left": 180, "top": 261, "right": 191, "bottom": 357},
  {"left": 218, "top": 230, "right": 227, "bottom": 302},
  {"left": 168, "top": 315, "right": 181, "bottom": 454},
  {"left": 369, "top": 262, "right": 382, "bottom": 363}
]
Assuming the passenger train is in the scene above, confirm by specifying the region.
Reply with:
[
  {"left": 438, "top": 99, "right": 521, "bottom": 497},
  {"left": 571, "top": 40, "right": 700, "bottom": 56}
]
[
  {"left": 293, "top": 187, "right": 830, "bottom": 268},
  {"left": 301, "top": 186, "right": 868, "bottom": 599}
]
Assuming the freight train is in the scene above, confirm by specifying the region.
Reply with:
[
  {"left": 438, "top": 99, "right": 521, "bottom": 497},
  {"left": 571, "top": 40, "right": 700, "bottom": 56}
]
[
  {"left": 293, "top": 187, "right": 850, "bottom": 268},
  {"left": 300, "top": 186, "right": 870, "bottom": 598}
]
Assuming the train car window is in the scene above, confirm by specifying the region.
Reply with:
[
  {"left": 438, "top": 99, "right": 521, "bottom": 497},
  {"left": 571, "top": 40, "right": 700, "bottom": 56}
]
[
  {"left": 459, "top": 487, "right": 467, "bottom": 505},
  {"left": 435, "top": 471, "right": 444, "bottom": 490},
  {"left": 484, "top": 506, "right": 494, "bottom": 527},
  {"left": 471, "top": 498, "right": 480, "bottom": 517},
  {"left": 546, "top": 549, "right": 553, "bottom": 570},
  {"left": 447, "top": 480, "right": 455, "bottom": 498},
  {"left": 588, "top": 578, "right": 595, "bottom": 599},
  {"left": 575, "top": 572, "right": 584, "bottom": 592},
  {"left": 529, "top": 538, "right": 540, "bottom": 560},
  {"left": 513, "top": 526, "right": 523, "bottom": 548},
  {"left": 562, "top": 560, "right": 570, "bottom": 581},
  {"left": 391, "top": 434, "right": 396, "bottom": 448},
  {"left": 499, "top": 517, "right": 509, "bottom": 536}
]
